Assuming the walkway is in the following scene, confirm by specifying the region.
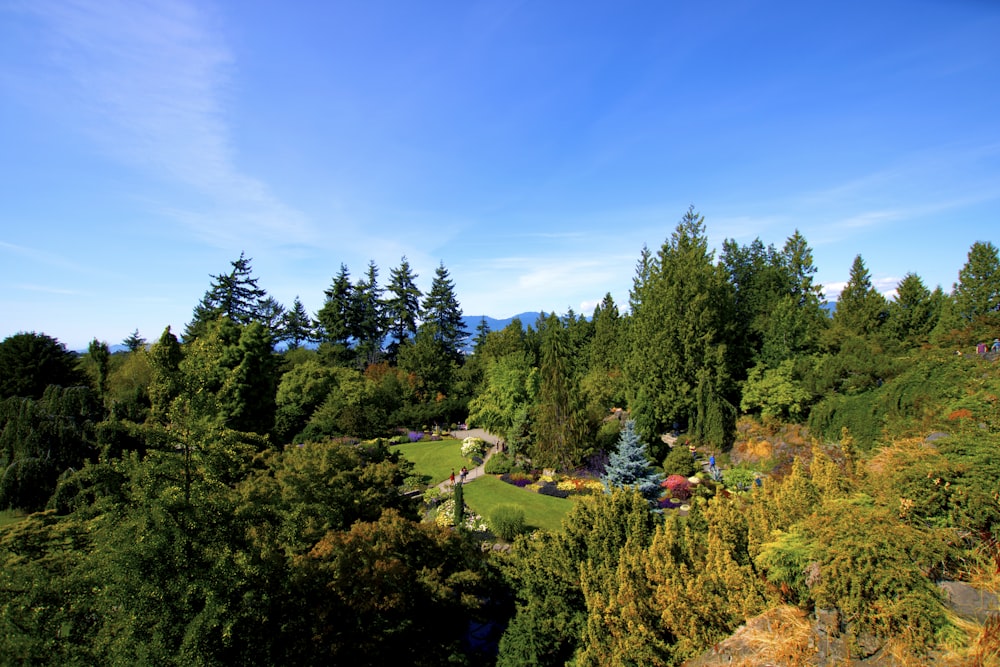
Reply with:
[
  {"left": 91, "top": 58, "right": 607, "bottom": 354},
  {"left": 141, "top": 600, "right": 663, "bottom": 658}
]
[{"left": 436, "top": 428, "right": 501, "bottom": 492}]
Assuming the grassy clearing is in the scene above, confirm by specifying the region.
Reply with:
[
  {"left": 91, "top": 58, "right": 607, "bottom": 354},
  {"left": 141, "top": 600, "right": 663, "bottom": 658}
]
[
  {"left": 391, "top": 438, "right": 469, "bottom": 486},
  {"left": 0, "top": 509, "right": 26, "bottom": 530},
  {"left": 463, "top": 475, "right": 579, "bottom": 533}
]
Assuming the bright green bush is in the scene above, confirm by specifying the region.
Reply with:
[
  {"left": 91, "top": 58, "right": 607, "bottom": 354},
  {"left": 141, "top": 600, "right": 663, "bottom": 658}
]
[
  {"left": 484, "top": 452, "right": 515, "bottom": 474},
  {"left": 489, "top": 504, "right": 526, "bottom": 541}
]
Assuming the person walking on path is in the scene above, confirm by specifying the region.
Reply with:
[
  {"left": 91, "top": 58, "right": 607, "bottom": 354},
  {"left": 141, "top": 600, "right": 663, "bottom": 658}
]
[
  {"left": 460, "top": 466, "right": 468, "bottom": 484},
  {"left": 449, "top": 469, "right": 455, "bottom": 487}
]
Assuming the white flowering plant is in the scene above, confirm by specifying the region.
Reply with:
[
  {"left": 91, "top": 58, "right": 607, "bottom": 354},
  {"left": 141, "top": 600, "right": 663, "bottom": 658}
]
[{"left": 461, "top": 437, "right": 488, "bottom": 459}]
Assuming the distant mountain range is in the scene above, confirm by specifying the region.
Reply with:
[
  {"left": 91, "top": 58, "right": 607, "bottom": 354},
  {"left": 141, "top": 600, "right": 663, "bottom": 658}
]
[{"left": 461, "top": 312, "right": 543, "bottom": 335}]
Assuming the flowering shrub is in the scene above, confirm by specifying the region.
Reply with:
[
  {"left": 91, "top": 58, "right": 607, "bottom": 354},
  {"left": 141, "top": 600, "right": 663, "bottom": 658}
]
[
  {"left": 433, "top": 499, "right": 488, "bottom": 532},
  {"left": 557, "top": 480, "right": 577, "bottom": 492},
  {"left": 664, "top": 474, "right": 692, "bottom": 500},
  {"left": 658, "top": 497, "right": 682, "bottom": 510},
  {"left": 407, "top": 431, "right": 424, "bottom": 442},
  {"left": 461, "top": 437, "right": 488, "bottom": 459}
]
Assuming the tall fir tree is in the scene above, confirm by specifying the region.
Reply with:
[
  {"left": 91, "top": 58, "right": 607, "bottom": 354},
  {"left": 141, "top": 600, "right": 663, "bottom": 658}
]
[
  {"left": 885, "top": 273, "right": 938, "bottom": 346},
  {"left": 421, "top": 262, "right": 468, "bottom": 363},
  {"left": 316, "top": 264, "right": 354, "bottom": 362},
  {"left": 383, "top": 257, "right": 422, "bottom": 362},
  {"left": 833, "top": 254, "right": 888, "bottom": 338},
  {"left": 279, "top": 296, "right": 316, "bottom": 350},
  {"left": 122, "top": 329, "right": 146, "bottom": 352},
  {"left": 186, "top": 252, "right": 270, "bottom": 340},
  {"left": 533, "top": 314, "right": 590, "bottom": 470},
  {"left": 625, "top": 207, "right": 736, "bottom": 443},
  {"left": 953, "top": 240, "right": 1000, "bottom": 322},
  {"left": 351, "top": 260, "right": 386, "bottom": 367}
]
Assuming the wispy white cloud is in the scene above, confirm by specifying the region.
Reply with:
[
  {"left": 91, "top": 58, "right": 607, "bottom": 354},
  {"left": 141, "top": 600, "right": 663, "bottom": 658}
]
[
  {"left": 16, "top": 283, "right": 84, "bottom": 296},
  {"left": 16, "top": 0, "right": 312, "bottom": 247}
]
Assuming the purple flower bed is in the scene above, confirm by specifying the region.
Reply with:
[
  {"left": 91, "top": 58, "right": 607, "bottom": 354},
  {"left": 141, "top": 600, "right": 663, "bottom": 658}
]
[
  {"left": 407, "top": 431, "right": 423, "bottom": 442},
  {"left": 500, "top": 473, "right": 533, "bottom": 488},
  {"left": 658, "top": 497, "right": 682, "bottom": 510}
]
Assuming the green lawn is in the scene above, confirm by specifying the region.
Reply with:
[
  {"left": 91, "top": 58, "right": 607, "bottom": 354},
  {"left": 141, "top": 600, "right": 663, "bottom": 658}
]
[
  {"left": 462, "top": 475, "right": 580, "bottom": 533},
  {"left": 391, "top": 438, "right": 469, "bottom": 486},
  {"left": 0, "top": 509, "right": 26, "bottom": 531}
]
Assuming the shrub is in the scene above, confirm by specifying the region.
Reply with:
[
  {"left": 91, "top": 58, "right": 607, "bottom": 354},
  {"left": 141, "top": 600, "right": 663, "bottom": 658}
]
[
  {"left": 662, "top": 442, "right": 697, "bottom": 477},
  {"left": 490, "top": 504, "right": 527, "bottom": 541},
  {"left": 407, "top": 431, "right": 423, "bottom": 442},
  {"left": 500, "top": 472, "right": 534, "bottom": 488},
  {"left": 536, "top": 482, "right": 570, "bottom": 499},
  {"left": 461, "top": 437, "right": 488, "bottom": 459},
  {"left": 485, "top": 452, "right": 514, "bottom": 474},
  {"left": 663, "top": 474, "right": 692, "bottom": 500}
]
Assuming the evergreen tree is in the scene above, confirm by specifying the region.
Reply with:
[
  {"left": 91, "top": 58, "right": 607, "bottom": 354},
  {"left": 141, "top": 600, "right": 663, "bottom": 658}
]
[
  {"left": 625, "top": 207, "right": 735, "bottom": 442},
  {"left": 351, "top": 260, "right": 386, "bottom": 367},
  {"left": 122, "top": 329, "right": 146, "bottom": 352},
  {"left": 953, "top": 240, "right": 1000, "bottom": 322},
  {"left": 316, "top": 264, "right": 354, "bottom": 362},
  {"left": 257, "top": 296, "right": 286, "bottom": 343},
  {"left": 533, "top": 314, "right": 589, "bottom": 470},
  {"left": 0, "top": 332, "right": 84, "bottom": 400},
  {"left": 601, "top": 419, "right": 663, "bottom": 505},
  {"left": 885, "top": 273, "right": 938, "bottom": 346},
  {"left": 185, "top": 252, "right": 271, "bottom": 340},
  {"left": 383, "top": 257, "right": 422, "bottom": 362},
  {"left": 279, "top": 296, "right": 316, "bottom": 350},
  {"left": 833, "top": 254, "right": 888, "bottom": 338},
  {"left": 146, "top": 327, "right": 184, "bottom": 425},
  {"left": 421, "top": 262, "right": 468, "bottom": 363},
  {"left": 88, "top": 339, "right": 111, "bottom": 398},
  {"left": 473, "top": 317, "right": 491, "bottom": 352}
]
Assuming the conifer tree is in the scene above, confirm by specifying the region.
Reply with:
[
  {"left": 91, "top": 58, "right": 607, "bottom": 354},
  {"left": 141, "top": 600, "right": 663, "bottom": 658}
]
[
  {"left": 601, "top": 419, "right": 663, "bottom": 505},
  {"left": 833, "top": 254, "right": 888, "bottom": 337},
  {"left": 316, "top": 264, "right": 354, "bottom": 362},
  {"left": 351, "top": 260, "right": 386, "bottom": 367},
  {"left": 122, "top": 329, "right": 146, "bottom": 352},
  {"left": 383, "top": 257, "right": 422, "bottom": 362},
  {"left": 953, "top": 240, "right": 1000, "bottom": 322},
  {"left": 421, "top": 262, "right": 468, "bottom": 363},
  {"left": 186, "top": 252, "right": 270, "bottom": 340},
  {"left": 885, "top": 273, "right": 938, "bottom": 346},
  {"left": 625, "top": 207, "right": 735, "bottom": 442},
  {"left": 533, "top": 314, "right": 588, "bottom": 470},
  {"left": 279, "top": 296, "right": 316, "bottom": 350}
]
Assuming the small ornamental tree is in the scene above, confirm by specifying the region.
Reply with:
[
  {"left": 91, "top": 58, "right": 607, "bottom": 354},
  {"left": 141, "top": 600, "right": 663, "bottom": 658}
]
[
  {"left": 601, "top": 419, "right": 664, "bottom": 505},
  {"left": 453, "top": 479, "right": 465, "bottom": 527}
]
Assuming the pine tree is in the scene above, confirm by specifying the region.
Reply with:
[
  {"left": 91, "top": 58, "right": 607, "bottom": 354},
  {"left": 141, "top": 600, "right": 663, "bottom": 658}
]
[
  {"left": 421, "top": 262, "right": 468, "bottom": 363},
  {"left": 472, "top": 317, "right": 491, "bottom": 352},
  {"left": 885, "top": 273, "right": 937, "bottom": 346},
  {"left": 625, "top": 207, "right": 736, "bottom": 442},
  {"left": 833, "top": 255, "right": 888, "bottom": 337},
  {"left": 122, "top": 329, "right": 146, "bottom": 352},
  {"left": 316, "top": 264, "right": 354, "bottom": 360},
  {"left": 383, "top": 257, "right": 422, "bottom": 362},
  {"left": 279, "top": 296, "right": 316, "bottom": 350},
  {"left": 351, "top": 260, "right": 386, "bottom": 367},
  {"left": 533, "top": 314, "right": 588, "bottom": 470},
  {"left": 601, "top": 419, "right": 664, "bottom": 505},
  {"left": 186, "top": 252, "right": 270, "bottom": 340},
  {"left": 954, "top": 240, "right": 1000, "bottom": 322}
]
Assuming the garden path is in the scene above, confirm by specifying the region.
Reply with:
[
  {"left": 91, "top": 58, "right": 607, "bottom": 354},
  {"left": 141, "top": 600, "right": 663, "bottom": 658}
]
[{"left": 436, "top": 428, "right": 501, "bottom": 491}]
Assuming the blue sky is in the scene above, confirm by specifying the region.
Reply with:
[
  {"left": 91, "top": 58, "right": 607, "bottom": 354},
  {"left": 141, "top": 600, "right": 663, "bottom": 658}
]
[{"left": 2, "top": 0, "right": 999, "bottom": 350}]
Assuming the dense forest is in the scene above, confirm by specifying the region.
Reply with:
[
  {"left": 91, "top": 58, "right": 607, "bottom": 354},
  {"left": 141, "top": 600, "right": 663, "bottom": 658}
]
[{"left": 2, "top": 208, "right": 999, "bottom": 665}]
